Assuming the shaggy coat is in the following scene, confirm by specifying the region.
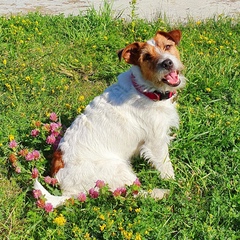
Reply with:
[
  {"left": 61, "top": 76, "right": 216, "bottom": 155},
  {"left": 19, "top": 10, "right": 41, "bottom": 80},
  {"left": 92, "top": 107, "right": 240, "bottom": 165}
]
[{"left": 34, "top": 30, "right": 186, "bottom": 208}]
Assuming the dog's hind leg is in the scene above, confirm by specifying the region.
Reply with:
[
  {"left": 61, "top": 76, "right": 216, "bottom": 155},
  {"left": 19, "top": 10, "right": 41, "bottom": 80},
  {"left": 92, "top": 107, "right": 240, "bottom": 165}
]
[{"left": 96, "top": 159, "right": 138, "bottom": 191}]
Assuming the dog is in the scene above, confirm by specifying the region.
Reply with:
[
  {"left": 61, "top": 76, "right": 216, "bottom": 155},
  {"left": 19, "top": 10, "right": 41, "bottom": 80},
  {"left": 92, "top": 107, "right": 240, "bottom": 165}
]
[{"left": 34, "top": 29, "right": 186, "bottom": 208}]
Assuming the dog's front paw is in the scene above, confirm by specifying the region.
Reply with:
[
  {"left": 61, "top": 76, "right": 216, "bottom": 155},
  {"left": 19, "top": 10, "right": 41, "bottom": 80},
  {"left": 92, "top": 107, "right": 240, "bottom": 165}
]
[
  {"left": 160, "top": 162, "right": 175, "bottom": 179},
  {"left": 160, "top": 170, "right": 175, "bottom": 179},
  {"left": 150, "top": 188, "right": 170, "bottom": 199}
]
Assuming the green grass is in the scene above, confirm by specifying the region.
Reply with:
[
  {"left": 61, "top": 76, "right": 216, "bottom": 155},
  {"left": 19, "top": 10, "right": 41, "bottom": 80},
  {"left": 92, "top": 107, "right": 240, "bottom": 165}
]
[{"left": 0, "top": 4, "right": 239, "bottom": 240}]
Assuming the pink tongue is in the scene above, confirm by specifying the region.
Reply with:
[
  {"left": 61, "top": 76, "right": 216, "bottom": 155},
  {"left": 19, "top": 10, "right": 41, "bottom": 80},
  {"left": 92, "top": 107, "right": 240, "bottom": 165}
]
[{"left": 164, "top": 71, "right": 179, "bottom": 85}]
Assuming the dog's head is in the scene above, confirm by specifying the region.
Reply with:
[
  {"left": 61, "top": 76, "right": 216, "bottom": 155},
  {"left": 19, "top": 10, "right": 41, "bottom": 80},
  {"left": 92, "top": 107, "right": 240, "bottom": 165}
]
[{"left": 118, "top": 30, "right": 185, "bottom": 91}]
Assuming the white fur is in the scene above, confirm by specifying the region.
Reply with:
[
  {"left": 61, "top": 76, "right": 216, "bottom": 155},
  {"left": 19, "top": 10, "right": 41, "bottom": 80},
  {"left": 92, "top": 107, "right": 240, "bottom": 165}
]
[{"left": 34, "top": 66, "right": 185, "bottom": 208}]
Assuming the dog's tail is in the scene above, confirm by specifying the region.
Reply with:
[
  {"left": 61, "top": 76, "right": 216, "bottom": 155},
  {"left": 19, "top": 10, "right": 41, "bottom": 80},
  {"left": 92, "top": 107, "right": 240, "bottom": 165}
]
[{"left": 34, "top": 179, "right": 69, "bottom": 208}]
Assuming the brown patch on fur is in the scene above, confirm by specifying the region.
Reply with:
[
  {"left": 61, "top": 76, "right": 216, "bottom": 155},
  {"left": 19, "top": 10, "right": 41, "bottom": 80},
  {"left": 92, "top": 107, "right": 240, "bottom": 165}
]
[
  {"left": 153, "top": 32, "right": 181, "bottom": 60},
  {"left": 117, "top": 42, "right": 144, "bottom": 65},
  {"left": 51, "top": 149, "right": 64, "bottom": 176},
  {"left": 118, "top": 30, "right": 182, "bottom": 88}
]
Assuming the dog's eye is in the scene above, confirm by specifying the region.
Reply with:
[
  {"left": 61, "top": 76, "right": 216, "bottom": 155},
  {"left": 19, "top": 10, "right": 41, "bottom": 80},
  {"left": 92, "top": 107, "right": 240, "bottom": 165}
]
[
  {"left": 165, "top": 45, "right": 172, "bottom": 50},
  {"left": 143, "top": 53, "right": 152, "bottom": 61}
]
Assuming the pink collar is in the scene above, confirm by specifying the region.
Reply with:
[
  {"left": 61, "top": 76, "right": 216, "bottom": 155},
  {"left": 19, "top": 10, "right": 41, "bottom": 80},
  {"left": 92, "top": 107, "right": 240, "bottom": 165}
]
[{"left": 131, "top": 73, "right": 176, "bottom": 102}]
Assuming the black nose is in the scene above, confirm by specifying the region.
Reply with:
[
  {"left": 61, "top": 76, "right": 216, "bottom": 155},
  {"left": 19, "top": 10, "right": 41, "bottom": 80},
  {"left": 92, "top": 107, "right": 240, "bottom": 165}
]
[{"left": 161, "top": 59, "right": 173, "bottom": 70}]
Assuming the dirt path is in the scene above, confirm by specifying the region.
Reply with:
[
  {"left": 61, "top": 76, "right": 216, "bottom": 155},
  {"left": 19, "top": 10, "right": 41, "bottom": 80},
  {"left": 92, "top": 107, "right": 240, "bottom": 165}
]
[{"left": 0, "top": 0, "right": 239, "bottom": 21}]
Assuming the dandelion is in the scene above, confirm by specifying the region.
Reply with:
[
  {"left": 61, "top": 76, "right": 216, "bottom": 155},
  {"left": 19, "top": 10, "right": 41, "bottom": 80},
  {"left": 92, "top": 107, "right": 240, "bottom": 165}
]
[
  {"left": 99, "top": 214, "right": 105, "bottom": 220},
  {"left": 84, "top": 233, "right": 91, "bottom": 240},
  {"left": 78, "top": 95, "right": 85, "bottom": 101},
  {"left": 135, "top": 233, "right": 142, "bottom": 240},
  {"left": 78, "top": 192, "right": 87, "bottom": 202},
  {"left": 33, "top": 189, "right": 42, "bottom": 199},
  {"left": 100, "top": 224, "right": 106, "bottom": 231},
  {"left": 9, "top": 135, "right": 14, "bottom": 141},
  {"left": 206, "top": 87, "right": 212, "bottom": 92},
  {"left": 49, "top": 112, "right": 58, "bottom": 122},
  {"left": 44, "top": 203, "right": 53, "bottom": 213},
  {"left": 95, "top": 180, "right": 105, "bottom": 188},
  {"left": 135, "top": 208, "right": 141, "bottom": 213},
  {"left": 195, "top": 96, "right": 201, "bottom": 102},
  {"left": 89, "top": 188, "right": 99, "bottom": 198},
  {"left": 9, "top": 140, "right": 18, "bottom": 149},
  {"left": 31, "top": 129, "right": 40, "bottom": 137},
  {"left": 65, "top": 103, "right": 71, "bottom": 109},
  {"left": 31, "top": 168, "right": 39, "bottom": 179},
  {"left": 53, "top": 214, "right": 67, "bottom": 226},
  {"left": 46, "top": 134, "right": 56, "bottom": 144},
  {"left": 3, "top": 59, "right": 7, "bottom": 66},
  {"left": 25, "top": 76, "right": 31, "bottom": 81}
]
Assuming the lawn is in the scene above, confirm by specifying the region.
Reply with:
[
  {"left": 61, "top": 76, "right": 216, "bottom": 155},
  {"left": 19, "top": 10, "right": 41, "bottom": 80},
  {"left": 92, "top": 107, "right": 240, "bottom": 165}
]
[{"left": 0, "top": 3, "right": 239, "bottom": 240}]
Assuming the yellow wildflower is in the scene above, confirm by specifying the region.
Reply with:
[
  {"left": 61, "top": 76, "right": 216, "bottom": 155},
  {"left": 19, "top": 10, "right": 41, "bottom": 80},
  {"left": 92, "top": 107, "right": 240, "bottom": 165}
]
[
  {"left": 122, "top": 230, "right": 133, "bottom": 240},
  {"left": 99, "top": 214, "right": 105, "bottom": 220},
  {"left": 65, "top": 103, "right": 71, "bottom": 109},
  {"left": 78, "top": 95, "right": 85, "bottom": 101},
  {"left": 100, "top": 224, "right": 106, "bottom": 231},
  {"left": 135, "top": 233, "right": 142, "bottom": 240},
  {"left": 135, "top": 208, "right": 141, "bottom": 213},
  {"left": 53, "top": 214, "right": 67, "bottom": 226},
  {"left": 93, "top": 206, "right": 100, "bottom": 212},
  {"left": 84, "top": 232, "right": 91, "bottom": 240},
  {"left": 206, "top": 87, "right": 212, "bottom": 92},
  {"left": 9, "top": 135, "right": 14, "bottom": 141},
  {"left": 3, "top": 59, "right": 7, "bottom": 66}
]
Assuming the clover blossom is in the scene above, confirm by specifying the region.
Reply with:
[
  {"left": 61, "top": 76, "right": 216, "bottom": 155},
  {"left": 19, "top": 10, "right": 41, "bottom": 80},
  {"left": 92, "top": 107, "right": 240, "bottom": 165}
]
[
  {"left": 49, "top": 112, "right": 58, "bottom": 122},
  {"left": 15, "top": 167, "right": 21, "bottom": 173},
  {"left": 33, "top": 189, "right": 42, "bottom": 199},
  {"left": 31, "top": 129, "right": 40, "bottom": 137},
  {"left": 36, "top": 199, "right": 45, "bottom": 208},
  {"left": 31, "top": 168, "right": 39, "bottom": 179},
  {"left": 46, "top": 134, "right": 56, "bottom": 144},
  {"left": 44, "top": 176, "right": 52, "bottom": 184},
  {"left": 78, "top": 192, "right": 87, "bottom": 202},
  {"left": 9, "top": 140, "right": 18, "bottom": 149},
  {"left": 133, "top": 178, "right": 141, "bottom": 187},
  {"left": 32, "top": 150, "right": 40, "bottom": 159},
  {"left": 113, "top": 187, "right": 127, "bottom": 197},
  {"left": 25, "top": 150, "right": 40, "bottom": 161},
  {"left": 95, "top": 180, "right": 105, "bottom": 189},
  {"left": 44, "top": 202, "right": 53, "bottom": 213},
  {"left": 89, "top": 188, "right": 99, "bottom": 199}
]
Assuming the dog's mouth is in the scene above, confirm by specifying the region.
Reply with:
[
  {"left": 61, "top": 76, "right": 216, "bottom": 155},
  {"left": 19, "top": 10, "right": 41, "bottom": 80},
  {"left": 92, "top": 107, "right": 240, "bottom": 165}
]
[{"left": 162, "top": 70, "right": 181, "bottom": 87}]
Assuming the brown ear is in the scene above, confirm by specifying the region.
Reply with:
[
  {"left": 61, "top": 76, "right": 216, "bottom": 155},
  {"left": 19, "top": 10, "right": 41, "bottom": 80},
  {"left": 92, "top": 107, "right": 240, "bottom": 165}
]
[
  {"left": 157, "top": 30, "right": 182, "bottom": 45},
  {"left": 117, "top": 42, "right": 144, "bottom": 65}
]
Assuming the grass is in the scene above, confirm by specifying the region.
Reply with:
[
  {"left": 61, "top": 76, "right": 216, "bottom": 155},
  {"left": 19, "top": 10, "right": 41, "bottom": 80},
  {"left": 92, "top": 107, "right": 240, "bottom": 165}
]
[{"left": 0, "top": 3, "right": 239, "bottom": 239}]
